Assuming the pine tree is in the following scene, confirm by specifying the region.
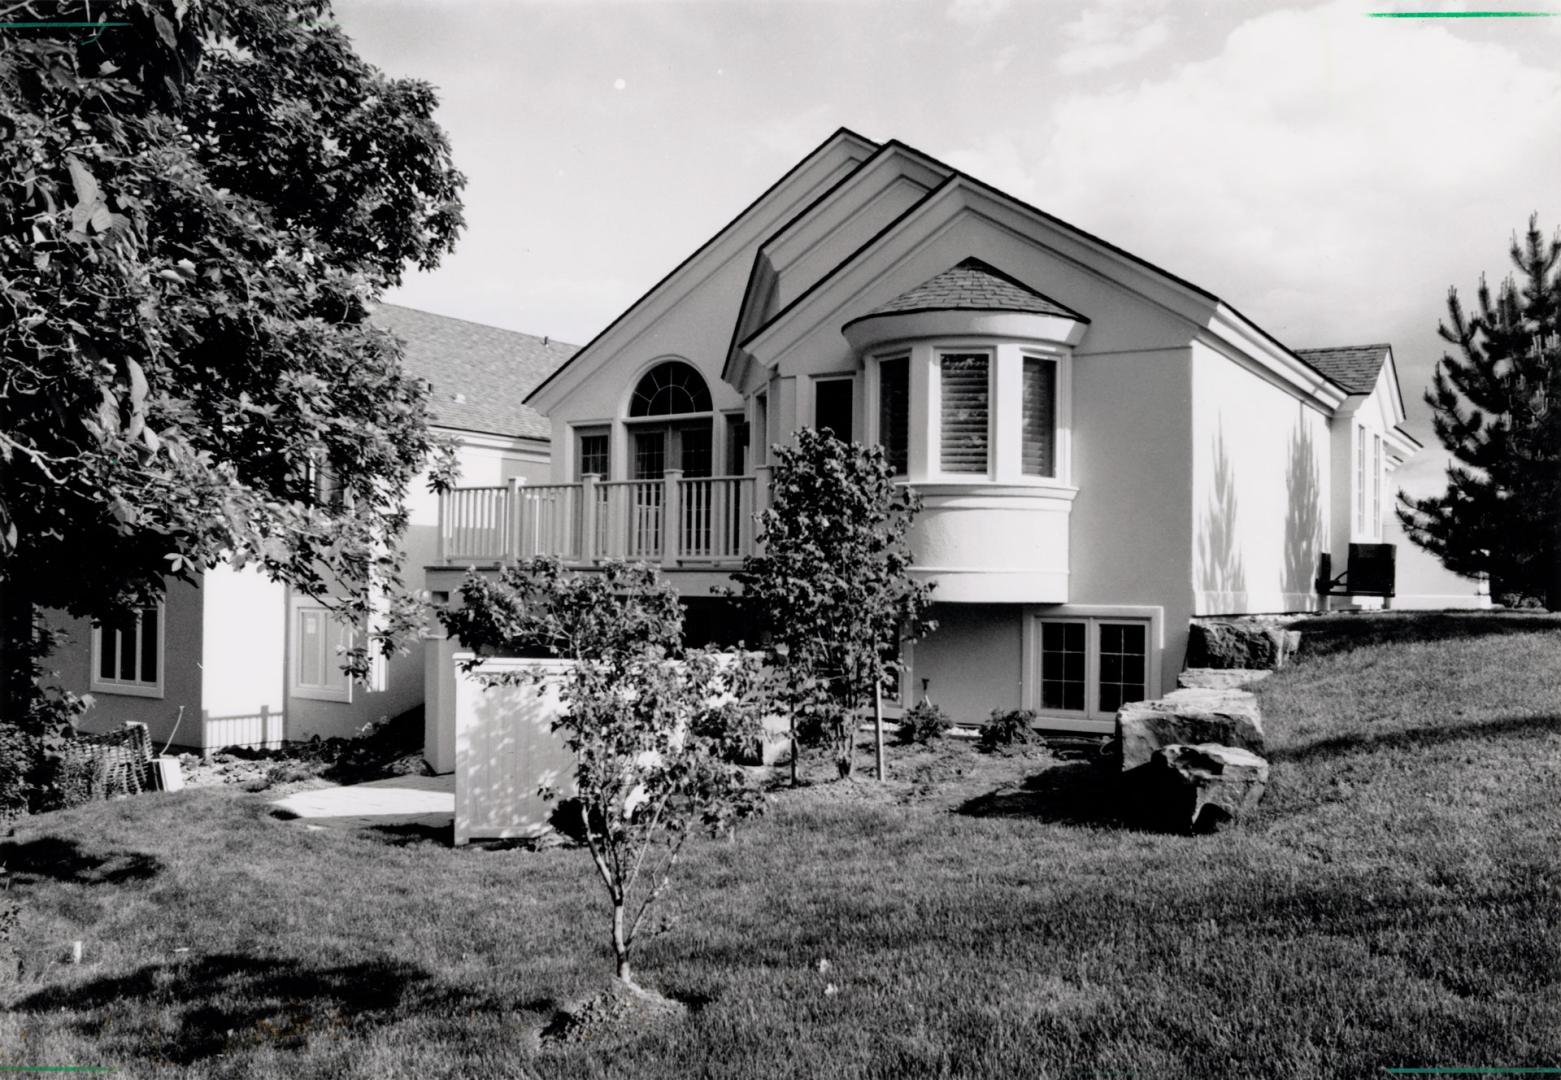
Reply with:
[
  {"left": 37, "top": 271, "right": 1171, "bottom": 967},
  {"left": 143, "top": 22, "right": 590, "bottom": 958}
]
[{"left": 1398, "top": 215, "right": 1561, "bottom": 608}]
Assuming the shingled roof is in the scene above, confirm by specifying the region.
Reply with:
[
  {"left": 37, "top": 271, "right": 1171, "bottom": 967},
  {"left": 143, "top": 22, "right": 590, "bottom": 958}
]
[
  {"left": 852, "top": 257, "right": 1086, "bottom": 323},
  {"left": 1293, "top": 344, "right": 1391, "bottom": 395},
  {"left": 370, "top": 304, "right": 576, "bottom": 440}
]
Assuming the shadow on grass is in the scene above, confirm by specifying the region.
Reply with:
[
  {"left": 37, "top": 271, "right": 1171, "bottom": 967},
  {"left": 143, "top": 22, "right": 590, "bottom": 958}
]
[
  {"left": 14, "top": 953, "right": 500, "bottom": 1065},
  {"left": 1292, "top": 611, "right": 1561, "bottom": 658},
  {"left": 956, "top": 762, "right": 1140, "bottom": 829},
  {"left": 1273, "top": 712, "right": 1561, "bottom": 765},
  {"left": 0, "top": 837, "right": 162, "bottom": 887},
  {"left": 363, "top": 821, "right": 454, "bottom": 847}
]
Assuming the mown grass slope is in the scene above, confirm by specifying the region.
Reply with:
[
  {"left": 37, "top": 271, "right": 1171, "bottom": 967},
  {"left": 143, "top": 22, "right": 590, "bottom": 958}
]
[{"left": 2, "top": 612, "right": 1557, "bottom": 1078}]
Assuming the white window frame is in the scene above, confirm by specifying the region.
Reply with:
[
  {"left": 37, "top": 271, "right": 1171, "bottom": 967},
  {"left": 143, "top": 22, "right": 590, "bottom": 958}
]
[
  {"left": 808, "top": 372, "right": 858, "bottom": 444},
  {"left": 90, "top": 604, "right": 165, "bottom": 699},
  {"left": 865, "top": 350, "right": 912, "bottom": 476},
  {"left": 1023, "top": 606, "right": 1162, "bottom": 733},
  {"left": 574, "top": 423, "right": 611, "bottom": 481},
  {"left": 292, "top": 604, "right": 353, "bottom": 703},
  {"left": 933, "top": 347, "right": 996, "bottom": 479}
]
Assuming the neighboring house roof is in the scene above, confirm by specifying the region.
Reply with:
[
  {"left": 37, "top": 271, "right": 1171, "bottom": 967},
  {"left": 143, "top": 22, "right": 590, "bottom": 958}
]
[
  {"left": 1293, "top": 344, "right": 1392, "bottom": 395},
  {"left": 852, "top": 257, "right": 1086, "bottom": 322},
  {"left": 371, "top": 303, "right": 576, "bottom": 440}
]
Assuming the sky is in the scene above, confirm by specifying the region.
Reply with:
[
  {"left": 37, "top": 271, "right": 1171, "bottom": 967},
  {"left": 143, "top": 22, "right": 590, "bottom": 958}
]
[{"left": 333, "top": 0, "right": 1561, "bottom": 491}]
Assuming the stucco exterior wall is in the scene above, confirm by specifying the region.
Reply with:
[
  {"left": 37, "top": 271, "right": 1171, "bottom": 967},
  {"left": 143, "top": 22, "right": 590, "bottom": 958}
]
[
  {"left": 909, "top": 604, "right": 1025, "bottom": 725},
  {"left": 1191, "top": 340, "right": 1331, "bottom": 616},
  {"left": 53, "top": 577, "right": 205, "bottom": 750},
  {"left": 199, "top": 564, "right": 285, "bottom": 738}
]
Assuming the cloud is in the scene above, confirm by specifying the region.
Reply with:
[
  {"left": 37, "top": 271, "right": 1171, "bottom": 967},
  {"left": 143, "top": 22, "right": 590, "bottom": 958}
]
[
  {"left": 1057, "top": 0, "right": 1172, "bottom": 74},
  {"left": 1018, "top": 0, "right": 1561, "bottom": 430},
  {"left": 945, "top": 0, "right": 1010, "bottom": 28}
]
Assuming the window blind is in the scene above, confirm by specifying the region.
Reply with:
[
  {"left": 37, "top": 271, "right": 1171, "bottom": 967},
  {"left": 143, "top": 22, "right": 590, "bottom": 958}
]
[
  {"left": 1022, "top": 358, "right": 1057, "bottom": 477},
  {"left": 940, "top": 353, "right": 989, "bottom": 474}
]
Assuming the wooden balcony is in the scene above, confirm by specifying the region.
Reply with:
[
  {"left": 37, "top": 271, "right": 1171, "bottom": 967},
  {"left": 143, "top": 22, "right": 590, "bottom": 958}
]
[{"left": 438, "top": 471, "right": 767, "bottom": 570}]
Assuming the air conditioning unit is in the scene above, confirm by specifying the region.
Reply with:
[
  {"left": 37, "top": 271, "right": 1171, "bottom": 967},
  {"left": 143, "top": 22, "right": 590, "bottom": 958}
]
[{"left": 1316, "top": 543, "right": 1396, "bottom": 598}]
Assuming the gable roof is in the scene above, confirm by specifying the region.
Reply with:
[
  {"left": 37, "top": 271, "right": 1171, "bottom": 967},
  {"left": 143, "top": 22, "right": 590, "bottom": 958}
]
[
  {"left": 852, "top": 257, "right": 1086, "bottom": 322},
  {"left": 525, "top": 127, "right": 880, "bottom": 410},
  {"left": 1292, "top": 344, "right": 1391, "bottom": 395},
  {"left": 371, "top": 304, "right": 575, "bottom": 440}
]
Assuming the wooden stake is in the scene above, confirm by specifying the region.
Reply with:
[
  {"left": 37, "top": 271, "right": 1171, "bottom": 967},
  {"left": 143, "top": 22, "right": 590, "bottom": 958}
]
[{"left": 874, "top": 683, "right": 885, "bottom": 782}]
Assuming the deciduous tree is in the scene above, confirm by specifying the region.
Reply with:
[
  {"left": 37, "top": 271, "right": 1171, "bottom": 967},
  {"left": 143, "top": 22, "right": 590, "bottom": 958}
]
[
  {"left": 0, "top": 0, "right": 464, "bottom": 749},
  {"left": 729, "top": 428, "right": 934, "bottom": 780},
  {"left": 442, "top": 557, "right": 773, "bottom": 994}
]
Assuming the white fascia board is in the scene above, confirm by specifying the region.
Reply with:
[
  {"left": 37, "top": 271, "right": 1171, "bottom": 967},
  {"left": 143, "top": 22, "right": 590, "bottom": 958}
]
[
  {"left": 527, "top": 130, "right": 878, "bottom": 415},
  {"left": 432, "top": 425, "right": 550, "bottom": 456},
  {"left": 1383, "top": 425, "right": 1422, "bottom": 461},
  {"left": 760, "top": 144, "right": 948, "bottom": 275},
  {"left": 1202, "top": 304, "right": 1349, "bottom": 413},
  {"left": 745, "top": 178, "right": 1219, "bottom": 369},
  {"left": 1382, "top": 347, "right": 1410, "bottom": 425}
]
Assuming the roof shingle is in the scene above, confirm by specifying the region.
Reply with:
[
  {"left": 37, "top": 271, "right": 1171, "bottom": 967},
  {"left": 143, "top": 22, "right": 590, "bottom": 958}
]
[
  {"left": 1293, "top": 344, "right": 1391, "bottom": 395},
  {"left": 370, "top": 304, "right": 575, "bottom": 440},
  {"left": 854, "top": 257, "right": 1086, "bottom": 322}
]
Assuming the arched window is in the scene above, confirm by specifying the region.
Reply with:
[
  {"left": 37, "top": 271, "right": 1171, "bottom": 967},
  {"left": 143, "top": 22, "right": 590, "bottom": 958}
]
[{"left": 630, "top": 361, "right": 712, "bottom": 417}]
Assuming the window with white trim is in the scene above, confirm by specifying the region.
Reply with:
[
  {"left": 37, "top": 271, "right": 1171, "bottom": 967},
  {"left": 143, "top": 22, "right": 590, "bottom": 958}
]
[
  {"left": 576, "top": 427, "right": 609, "bottom": 480},
  {"left": 293, "top": 605, "right": 352, "bottom": 702},
  {"left": 1035, "top": 617, "right": 1148, "bottom": 720},
  {"left": 1022, "top": 356, "right": 1058, "bottom": 478},
  {"left": 813, "top": 376, "right": 854, "bottom": 443},
  {"left": 91, "top": 605, "right": 164, "bottom": 698},
  {"left": 876, "top": 355, "right": 909, "bottom": 475},
  {"left": 939, "top": 351, "right": 991, "bottom": 474}
]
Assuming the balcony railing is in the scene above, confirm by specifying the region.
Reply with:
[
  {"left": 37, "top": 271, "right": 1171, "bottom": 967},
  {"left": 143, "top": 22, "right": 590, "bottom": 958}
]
[{"left": 438, "top": 471, "right": 767, "bottom": 569}]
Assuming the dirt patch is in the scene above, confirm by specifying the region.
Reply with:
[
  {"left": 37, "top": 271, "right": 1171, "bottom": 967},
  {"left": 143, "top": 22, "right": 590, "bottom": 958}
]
[
  {"left": 538, "top": 981, "right": 687, "bottom": 1047},
  {"left": 769, "top": 736, "right": 1061, "bottom": 809}
]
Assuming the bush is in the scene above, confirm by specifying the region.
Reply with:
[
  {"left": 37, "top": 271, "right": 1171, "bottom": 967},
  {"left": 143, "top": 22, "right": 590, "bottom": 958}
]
[
  {"left": 980, "top": 708, "right": 1038, "bottom": 751},
  {"left": 896, "top": 700, "right": 952, "bottom": 745}
]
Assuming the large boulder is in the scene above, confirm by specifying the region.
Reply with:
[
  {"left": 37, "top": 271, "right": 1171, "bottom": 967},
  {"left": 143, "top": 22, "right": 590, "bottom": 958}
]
[
  {"left": 1116, "top": 687, "right": 1264, "bottom": 773},
  {"left": 1176, "top": 668, "right": 1272, "bottom": 691},
  {"left": 1145, "top": 743, "right": 1270, "bottom": 833},
  {"left": 1186, "top": 618, "right": 1301, "bottom": 670}
]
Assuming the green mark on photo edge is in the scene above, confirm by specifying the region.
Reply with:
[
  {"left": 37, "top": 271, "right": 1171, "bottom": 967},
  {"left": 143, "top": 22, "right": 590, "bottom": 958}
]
[
  {"left": 1369, "top": 10, "right": 1556, "bottom": 15},
  {"left": 0, "top": 1069, "right": 117, "bottom": 1075}
]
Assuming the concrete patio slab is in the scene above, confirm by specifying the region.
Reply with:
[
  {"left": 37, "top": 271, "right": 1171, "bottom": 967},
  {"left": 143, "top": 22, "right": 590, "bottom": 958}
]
[{"left": 270, "top": 773, "right": 454, "bottom": 833}]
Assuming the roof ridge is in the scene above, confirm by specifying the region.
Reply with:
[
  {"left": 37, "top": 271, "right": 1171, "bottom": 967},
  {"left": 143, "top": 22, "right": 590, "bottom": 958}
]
[{"left": 373, "top": 302, "right": 579, "bottom": 351}]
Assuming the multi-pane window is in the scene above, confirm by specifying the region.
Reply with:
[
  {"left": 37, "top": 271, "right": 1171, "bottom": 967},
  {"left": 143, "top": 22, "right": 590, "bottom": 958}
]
[
  {"left": 295, "top": 606, "right": 350, "bottom": 702},
  {"left": 939, "top": 353, "right": 990, "bottom": 474},
  {"left": 1096, "top": 623, "right": 1147, "bottom": 714},
  {"left": 877, "top": 357, "right": 909, "bottom": 475},
  {"left": 1039, "top": 621, "right": 1086, "bottom": 712},
  {"left": 633, "top": 430, "right": 666, "bottom": 480},
  {"left": 725, "top": 414, "right": 749, "bottom": 476},
  {"left": 92, "top": 606, "right": 162, "bottom": 696},
  {"left": 1036, "top": 617, "right": 1150, "bottom": 719},
  {"left": 1022, "top": 357, "right": 1057, "bottom": 477},
  {"left": 814, "top": 378, "right": 854, "bottom": 443},
  {"left": 576, "top": 429, "right": 609, "bottom": 480},
  {"left": 629, "top": 361, "right": 712, "bottom": 416}
]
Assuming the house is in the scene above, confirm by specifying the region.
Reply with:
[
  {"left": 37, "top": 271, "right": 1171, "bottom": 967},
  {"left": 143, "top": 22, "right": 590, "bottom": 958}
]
[
  {"left": 424, "top": 127, "right": 1485, "bottom": 763},
  {"left": 49, "top": 305, "right": 574, "bottom": 753}
]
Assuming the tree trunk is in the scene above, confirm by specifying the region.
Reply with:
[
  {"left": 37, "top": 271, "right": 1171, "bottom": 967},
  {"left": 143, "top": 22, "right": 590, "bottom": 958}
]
[
  {"left": 788, "top": 713, "right": 797, "bottom": 788},
  {"left": 873, "top": 682, "right": 885, "bottom": 782},
  {"left": 0, "top": 582, "right": 36, "bottom": 728},
  {"left": 612, "top": 901, "right": 636, "bottom": 990}
]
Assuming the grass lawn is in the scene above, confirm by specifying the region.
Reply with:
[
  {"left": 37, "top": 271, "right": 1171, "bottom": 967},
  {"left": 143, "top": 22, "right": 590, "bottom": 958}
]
[{"left": 2, "top": 612, "right": 1558, "bottom": 1078}]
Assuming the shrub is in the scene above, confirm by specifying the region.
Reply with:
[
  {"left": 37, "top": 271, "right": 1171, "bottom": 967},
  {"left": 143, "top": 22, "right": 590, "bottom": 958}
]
[
  {"left": 896, "top": 700, "right": 952, "bottom": 745},
  {"left": 980, "top": 708, "right": 1038, "bottom": 751}
]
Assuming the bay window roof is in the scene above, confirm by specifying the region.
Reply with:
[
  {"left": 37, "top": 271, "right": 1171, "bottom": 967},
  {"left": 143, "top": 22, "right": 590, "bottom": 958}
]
[{"left": 844, "top": 258, "right": 1087, "bottom": 328}]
